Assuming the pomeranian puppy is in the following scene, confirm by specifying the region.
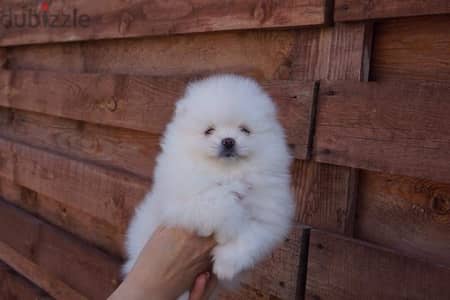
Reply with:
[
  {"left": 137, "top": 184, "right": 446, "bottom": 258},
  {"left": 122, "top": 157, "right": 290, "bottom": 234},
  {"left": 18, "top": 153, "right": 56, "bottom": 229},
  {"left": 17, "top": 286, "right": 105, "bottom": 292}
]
[{"left": 123, "top": 74, "right": 293, "bottom": 298}]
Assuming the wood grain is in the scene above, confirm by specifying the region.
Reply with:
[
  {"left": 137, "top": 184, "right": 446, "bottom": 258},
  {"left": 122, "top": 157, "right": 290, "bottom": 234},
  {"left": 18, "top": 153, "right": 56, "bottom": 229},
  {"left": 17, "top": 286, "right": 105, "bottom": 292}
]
[
  {"left": 6, "top": 30, "right": 298, "bottom": 79},
  {"left": 292, "top": 159, "right": 358, "bottom": 234},
  {"left": 0, "top": 200, "right": 121, "bottom": 299},
  {"left": 314, "top": 80, "right": 450, "bottom": 183},
  {"left": 335, "top": 0, "right": 450, "bottom": 22},
  {"left": 0, "top": 136, "right": 149, "bottom": 239},
  {"left": 0, "top": 262, "right": 50, "bottom": 300},
  {"left": 0, "top": 70, "right": 316, "bottom": 159},
  {"left": 292, "top": 22, "right": 372, "bottom": 300},
  {"left": 356, "top": 171, "right": 450, "bottom": 266},
  {"left": 306, "top": 230, "right": 450, "bottom": 300},
  {"left": 291, "top": 23, "right": 373, "bottom": 81},
  {"left": 0, "top": 0, "right": 329, "bottom": 46},
  {"left": 371, "top": 15, "right": 450, "bottom": 82},
  {"left": 0, "top": 177, "right": 124, "bottom": 257},
  {"left": 0, "top": 70, "right": 186, "bottom": 134},
  {"left": 0, "top": 108, "right": 159, "bottom": 178},
  {"left": 0, "top": 242, "right": 85, "bottom": 300},
  {"left": 290, "top": 22, "right": 372, "bottom": 234}
]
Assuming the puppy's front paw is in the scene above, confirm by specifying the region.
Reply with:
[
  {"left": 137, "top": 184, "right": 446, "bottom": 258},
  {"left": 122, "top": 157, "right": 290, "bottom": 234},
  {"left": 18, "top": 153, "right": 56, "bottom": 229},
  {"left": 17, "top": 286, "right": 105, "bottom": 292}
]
[
  {"left": 213, "top": 245, "right": 245, "bottom": 281},
  {"left": 196, "top": 227, "right": 213, "bottom": 237},
  {"left": 226, "top": 181, "right": 252, "bottom": 202}
]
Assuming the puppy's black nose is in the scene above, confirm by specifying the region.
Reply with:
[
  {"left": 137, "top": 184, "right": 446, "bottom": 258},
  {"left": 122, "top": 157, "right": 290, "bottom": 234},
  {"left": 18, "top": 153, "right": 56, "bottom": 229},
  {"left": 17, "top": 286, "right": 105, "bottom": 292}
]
[{"left": 221, "top": 138, "right": 235, "bottom": 150}]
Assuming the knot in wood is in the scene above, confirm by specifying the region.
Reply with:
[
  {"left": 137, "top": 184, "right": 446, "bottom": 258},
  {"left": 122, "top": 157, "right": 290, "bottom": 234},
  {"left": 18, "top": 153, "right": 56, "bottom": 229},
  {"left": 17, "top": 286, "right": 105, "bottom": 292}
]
[
  {"left": 106, "top": 97, "right": 118, "bottom": 112},
  {"left": 119, "top": 12, "right": 134, "bottom": 34},
  {"left": 431, "top": 194, "right": 450, "bottom": 215},
  {"left": 253, "top": 0, "right": 272, "bottom": 24},
  {"left": 99, "top": 97, "right": 118, "bottom": 112}
]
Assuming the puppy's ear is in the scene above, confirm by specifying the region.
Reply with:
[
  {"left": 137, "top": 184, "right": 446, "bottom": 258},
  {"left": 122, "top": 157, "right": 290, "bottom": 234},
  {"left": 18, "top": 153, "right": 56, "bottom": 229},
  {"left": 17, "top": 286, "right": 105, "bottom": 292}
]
[{"left": 175, "top": 99, "right": 188, "bottom": 116}]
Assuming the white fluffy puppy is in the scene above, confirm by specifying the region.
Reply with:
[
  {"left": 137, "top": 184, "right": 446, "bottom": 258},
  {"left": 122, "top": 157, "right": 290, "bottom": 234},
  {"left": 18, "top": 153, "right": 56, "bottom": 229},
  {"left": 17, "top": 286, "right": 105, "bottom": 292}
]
[{"left": 124, "top": 74, "right": 293, "bottom": 297}]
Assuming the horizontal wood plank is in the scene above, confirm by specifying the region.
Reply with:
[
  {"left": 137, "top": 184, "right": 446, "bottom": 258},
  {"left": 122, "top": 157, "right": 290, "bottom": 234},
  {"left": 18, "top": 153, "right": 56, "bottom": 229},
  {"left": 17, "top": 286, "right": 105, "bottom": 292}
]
[
  {"left": 0, "top": 262, "right": 50, "bottom": 300},
  {"left": 0, "top": 70, "right": 185, "bottom": 134},
  {"left": 0, "top": 0, "right": 329, "bottom": 46},
  {"left": 306, "top": 230, "right": 450, "bottom": 300},
  {"left": 0, "top": 70, "right": 316, "bottom": 159},
  {"left": 0, "top": 108, "right": 159, "bottom": 178},
  {"left": 0, "top": 200, "right": 121, "bottom": 299},
  {"left": 356, "top": 171, "right": 450, "bottom": 266},
  {"left": 335, "top": 0, "right": 450, "bottom": 22},
  {"left": 314, "top": 80, "right": 450, "bottom": 183},
  {"left": 371, "top": 15, "right": 450, "bottom": 82},
  {"left": 6, "top": 30, "right": 299, "bottom": 79}
]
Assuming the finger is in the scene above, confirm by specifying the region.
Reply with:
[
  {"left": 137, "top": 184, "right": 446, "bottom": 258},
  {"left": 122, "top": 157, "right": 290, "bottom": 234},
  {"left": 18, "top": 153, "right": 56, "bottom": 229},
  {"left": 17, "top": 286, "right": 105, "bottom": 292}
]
[{"left": 189, "top": 273, "right": 209, "bottom": 300}]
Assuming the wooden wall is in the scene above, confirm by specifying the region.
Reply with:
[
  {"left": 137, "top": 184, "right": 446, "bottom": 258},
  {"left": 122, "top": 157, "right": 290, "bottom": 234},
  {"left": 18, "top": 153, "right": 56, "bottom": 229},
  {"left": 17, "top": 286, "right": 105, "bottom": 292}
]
[{"left": 0, "top": 1, "right": 449, "bottom": 299}]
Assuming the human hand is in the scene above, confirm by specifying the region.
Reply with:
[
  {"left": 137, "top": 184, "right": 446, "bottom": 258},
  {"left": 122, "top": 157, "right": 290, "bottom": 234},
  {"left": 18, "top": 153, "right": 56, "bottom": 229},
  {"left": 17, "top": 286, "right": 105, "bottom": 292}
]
[{"left": 108, "top": 227, "right": 216, "bottom": 300}]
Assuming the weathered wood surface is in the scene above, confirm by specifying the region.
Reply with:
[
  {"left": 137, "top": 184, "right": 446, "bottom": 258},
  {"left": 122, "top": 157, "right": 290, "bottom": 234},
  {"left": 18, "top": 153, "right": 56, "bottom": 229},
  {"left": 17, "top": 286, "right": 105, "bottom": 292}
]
[
  {"left": 6, "top": 30, "right": 299, "bottom": 79},
  {"left": 0, "top": 70, "right": 186, "bottom": 134},
  {"left": 291, "top": 22, "right": 372, "bottom": 235},
  {"left": 371, "top": 15, "right": 450, "bottom": 82},
  {"left": 0, "top": 241, "right": 86, "bottom": 300},
  {"left": 0, "top": 136, "right": 149, "bottom": 255},
  {"left": 0, "top": 108, "right": 159, "bottom": 178},
  {"left": 335, "top": 0, "right": 450, "bottom": 22},
  {"left": 0, "top": 177, "right": 125, "bottom": 257},
  {"left": 291, "top": 23, "right": 373, "bottom": 82},
  {"left": 0, "top": 0, "right": 330, "bottom": 46},
  {"left": 0, "top": 262, "right": 50, "bottom": 300},
  {"left": 0, "top": 200, "right": 121, "bottom": 299},
  {"left": 292, "top": 160, "right": 359, "bottom": 235},
  {"left": 0, "top": 70, "right": 316, "bottom": 159},
  {"left": 306, "top": 230, "right": 450, "bottom": 300},
  {"left": 356, "top": 171, "right": 450, "bottom": 266},
  {"left": 314, "top": 80, "right": 450, "bottom": 183}
]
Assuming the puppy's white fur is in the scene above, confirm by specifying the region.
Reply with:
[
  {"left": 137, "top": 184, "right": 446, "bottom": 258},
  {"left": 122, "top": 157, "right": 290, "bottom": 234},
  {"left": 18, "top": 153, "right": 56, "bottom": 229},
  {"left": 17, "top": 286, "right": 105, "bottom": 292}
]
[{"left": 123, "top": 74, "right": 293, "bottom": 297}]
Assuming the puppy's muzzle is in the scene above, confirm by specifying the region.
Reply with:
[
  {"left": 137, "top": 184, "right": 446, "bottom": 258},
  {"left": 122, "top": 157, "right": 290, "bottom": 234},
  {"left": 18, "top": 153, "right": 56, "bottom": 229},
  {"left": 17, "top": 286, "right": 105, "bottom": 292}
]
[{"left": 220, "top": 138, "right": 237, "bottom": 158}]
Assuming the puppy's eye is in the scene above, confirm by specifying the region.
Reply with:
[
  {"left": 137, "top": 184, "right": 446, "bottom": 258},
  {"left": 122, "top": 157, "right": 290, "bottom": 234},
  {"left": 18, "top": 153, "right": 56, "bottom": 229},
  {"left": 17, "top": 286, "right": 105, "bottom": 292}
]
[
  {"left": 204, "top": 127, "right": 215, "bottom": 136},
  {"left": 240, "top": 126, "right": 251, "bottom": 135}
]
